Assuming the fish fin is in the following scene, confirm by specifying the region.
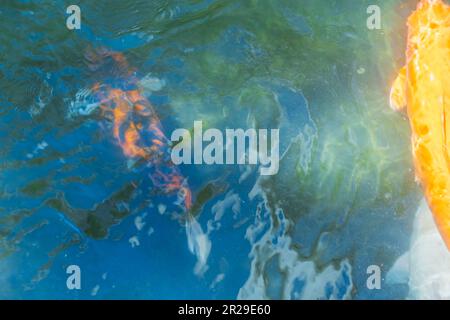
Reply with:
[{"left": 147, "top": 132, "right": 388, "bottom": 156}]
[
  {"left": 442, "top": 92, "right": 450, "bottom": 171},
  {"left": 390, "top": 66, "right": 407, "bottom": 111},
  {"left": 386, "top": 250, "right": 410, "bottom": 285}
]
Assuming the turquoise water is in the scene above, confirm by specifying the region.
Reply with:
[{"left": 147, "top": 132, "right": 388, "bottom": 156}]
[{"left": 0, "top": 0, "right": 422, "bottom": 299}]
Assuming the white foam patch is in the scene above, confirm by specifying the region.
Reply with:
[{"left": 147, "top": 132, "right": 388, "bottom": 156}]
[
  {"left": 27, "top": 141, "right": 48, "bottom": 159},
  {"left": 210, "top": 273, "right": 225, "bottom": 290},
  {"left": 91, "top": 285, "right": 100, "bottom": 296},
  {"left": 134, "top": 215, "right": 146, "bottom": 231},
  {"left": 129, "top": 236, "right": 140, "bottom": 248},
  {"left": 207, "top": 191, "right": 241, "bottom": 234},
  {"left": 239, "top": 196, "right": 353, "bottom": 299},
  {"left": 239, "top": 164, "right": 254, "bottom": 183},
  {"left": 186, "top": 217, "right": 211, "bottom": 276},
  {"left": 66, "top": 87, "right": 100, "bottom": 119},
  {"left": 212, "top": 191, "right": 241, "bottom": 222},
  {"left": 158, "top": 204, "right": 166, "bottom": 215}
]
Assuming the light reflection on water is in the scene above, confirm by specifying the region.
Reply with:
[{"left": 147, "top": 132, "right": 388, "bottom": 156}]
[{"left": 0, "top": 0, "right": 421, "bottom": 299}]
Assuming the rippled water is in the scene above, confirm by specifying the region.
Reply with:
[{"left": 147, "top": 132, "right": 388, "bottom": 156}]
[{"left": 0, "top": 0, "right": 422, "bottom": 299}]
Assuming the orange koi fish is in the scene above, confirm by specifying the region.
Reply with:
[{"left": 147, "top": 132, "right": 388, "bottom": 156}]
[
  {"left": 390, "top": 0, "right": 450, "bottom": 249},
  {"left": 87, "top": 48, "right": 192, "bottom": 210}
]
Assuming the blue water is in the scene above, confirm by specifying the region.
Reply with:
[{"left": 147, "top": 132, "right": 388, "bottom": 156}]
[{"left": 0, "top": 0, "right": 422, "bottom": 299}]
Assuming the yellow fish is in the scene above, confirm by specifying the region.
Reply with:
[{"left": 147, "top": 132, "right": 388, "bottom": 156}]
[{"left": 390, "top": 0, "right": 450, "bottom": 249}]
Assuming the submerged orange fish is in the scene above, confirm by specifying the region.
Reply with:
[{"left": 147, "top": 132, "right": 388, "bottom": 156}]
[
  {"left": 390, "top": 0, "right": 450, "bottom": 249},
  {"left": 86, "top": 48, "right": 192, "bottom": 210}
]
